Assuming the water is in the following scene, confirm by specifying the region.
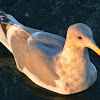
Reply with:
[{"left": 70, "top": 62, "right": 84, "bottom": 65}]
[{"left": 0, "top": 0, "right": 100, "bottom": 100}]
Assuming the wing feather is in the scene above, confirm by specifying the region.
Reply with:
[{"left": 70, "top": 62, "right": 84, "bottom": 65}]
[{"left": 9, "top": 27, "right": 59, "bottom": 86}]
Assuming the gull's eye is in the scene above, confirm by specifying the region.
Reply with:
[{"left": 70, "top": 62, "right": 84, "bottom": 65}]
[{"left": 78, "top": 36, "right": 82, "bottom": 40}]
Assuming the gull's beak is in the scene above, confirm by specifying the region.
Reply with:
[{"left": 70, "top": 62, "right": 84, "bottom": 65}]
[{"left": 88, "top": 39, "right": 100, "bottom": 56}]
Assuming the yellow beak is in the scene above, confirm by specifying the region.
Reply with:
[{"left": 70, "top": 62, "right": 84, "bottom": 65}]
[
  {"left": 88, "top": 41, "right": 100, "bottom": 56},
  {"left": 91, "top": 44, "right": 100, "bottom": 56}
]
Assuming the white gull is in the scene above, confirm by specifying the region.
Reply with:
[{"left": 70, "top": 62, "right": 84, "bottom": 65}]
[{"left": 0, "top": 10, "right": 100, "bottom": 95}]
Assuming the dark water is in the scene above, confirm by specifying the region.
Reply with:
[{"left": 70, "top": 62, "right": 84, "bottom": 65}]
[{"left": 0, "top": 0, "right": 100, "bottom": 100}]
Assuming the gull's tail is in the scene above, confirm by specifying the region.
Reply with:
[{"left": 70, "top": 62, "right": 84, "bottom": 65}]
[
  {"left": 0, "top": 10, "right": 23, "bottom": 53},
  {"left": 0, "top": 10, "right": 14, "bottom": 53},
  {"left": 0, "top": 9, "right": 14, "bottom": 25},
  {"left": 0, "top": 9, "right": 23, "bottom": 25}
]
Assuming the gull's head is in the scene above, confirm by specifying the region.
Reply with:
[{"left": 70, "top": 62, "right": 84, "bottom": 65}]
[{"left": 67, "top": 23, "right": 100, "bottom": 56}]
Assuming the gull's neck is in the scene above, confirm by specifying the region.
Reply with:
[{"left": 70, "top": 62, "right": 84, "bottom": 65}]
[
  {"left": 61, "top": 40, "right": 90, "bottom": 64},
  {"left": 55, "top": 40, "right": 96, "bottom": 94},
  {"left": 56, "top": 40, "right": 89, "bottom": 77}
]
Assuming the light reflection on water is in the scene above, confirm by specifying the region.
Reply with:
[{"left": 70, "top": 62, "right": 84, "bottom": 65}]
[{"left": 0, "top": 56, "right": 100, "bottom": 100}]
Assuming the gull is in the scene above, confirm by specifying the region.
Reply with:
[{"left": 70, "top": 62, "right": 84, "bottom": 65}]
[{"left": 0, "top": 10, "right": 100, "bottom": 95}]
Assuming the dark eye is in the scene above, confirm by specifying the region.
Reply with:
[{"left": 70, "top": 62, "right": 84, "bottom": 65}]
[{"left": 78, "top": 36, "right": 82, "bottom": 40}]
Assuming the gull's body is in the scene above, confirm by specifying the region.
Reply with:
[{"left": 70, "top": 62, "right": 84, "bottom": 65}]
[{"left": 0, "top": 10, "right": 100, "bottom": 95}]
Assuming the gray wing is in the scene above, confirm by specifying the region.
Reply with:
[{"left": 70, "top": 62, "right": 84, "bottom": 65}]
[
  {"left": 20, "top": 25, "right": 65, "bottom": 49},
  {"left": 9, "top": 26, "right": 60, "bottom": 87}
]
